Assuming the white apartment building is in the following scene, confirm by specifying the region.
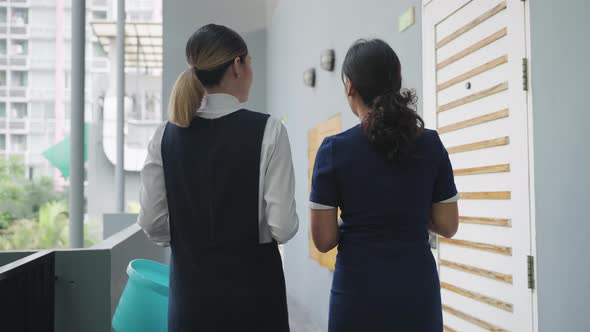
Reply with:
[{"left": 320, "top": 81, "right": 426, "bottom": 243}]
[{"left": 0, "top": 0, "right": 161, "bottom": 180}]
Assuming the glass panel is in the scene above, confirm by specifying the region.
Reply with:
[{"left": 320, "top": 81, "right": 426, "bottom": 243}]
[
  {"left": 11, "top": 71, "right": 27, "bottom": 87},
  {"left": 0, "top": 39, "right": 6, "bottom": 55},
  {"left": 10, "top": 39, "right": 28, "bottom": 56},
  {"left": 11, "top": 8, "right": 28, "bottom": 25},
  {"left": 0, "top": 102, "right": 5, "bottom": 118},
  {"left": 0, "top": 134, "right": 5, "bottom": 150},
  {"left": 92, "top": 10, "right": 107, "bottom": 20},
  {"left": 93, "top": 41, "right": 107, "bottom": 57},
  {"left": 0, "top": 8, "right": 6, "bottom": 25},
  {"left": 11, "top": 102, "right": 27, "bottom": 119},
  {"left": 10, "top": 134, "right": 27, "bottom": 151},
  {"left": 0, "top": 71, "right": 6, "bottom": 86}
]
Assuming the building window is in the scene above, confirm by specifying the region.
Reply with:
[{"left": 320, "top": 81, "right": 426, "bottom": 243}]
[
  {"left": 10, "top": 39, "right": 28, "bottom": 56},
  {"left": 0, "top": 39, "right": 6, "bottom": 56},
  {"left": 11, "top": 102, "right": 27, "bottom": 119},
  {"left": 0, "top": 134, "right": 5, "bottom": 151},
  {"left": 93, "top": 41, "right": 107, "bottom": 57},
  {"left": 128, "top": 11, "right": 153, "bottom": 22},
  {"left": 10, "top": 134, "right": 27, "bottom": 151},
  {"left": 0, "top": 102, "right": 5, "bottom": 118},
  {"left": 0, "top": 8, "right": 6, "bottom": 25},
  {"left": 11, "top": 8, "right": 28, "bottom": 25},
  {"left": 11, "top": 71, "right": 27, "bottom": 87},
  {"left": 0, "top": 71, "right": 6, "bottom": 86},
  {"left": 92, "top": 10, "right": 107, "bottom": 20},
  {"left": 92, "top": 0, "right": 108, "bottom": 7}
]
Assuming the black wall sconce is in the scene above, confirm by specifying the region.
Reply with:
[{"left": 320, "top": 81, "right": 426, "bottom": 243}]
[
  {"left": 320, "top": 49, "right": 335, "bottom": 72},
  {"left": 303, "top": 68, "right": 316, "bottom": 87}
]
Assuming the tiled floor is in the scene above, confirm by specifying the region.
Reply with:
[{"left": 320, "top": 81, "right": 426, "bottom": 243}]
[{"left": 288, "top": 295, "right": 326, "bottom": 332}]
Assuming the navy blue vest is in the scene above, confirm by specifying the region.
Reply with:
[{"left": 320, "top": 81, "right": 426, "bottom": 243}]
[{"left": 161, "top": 110, "right": 289, "bottom": 332}]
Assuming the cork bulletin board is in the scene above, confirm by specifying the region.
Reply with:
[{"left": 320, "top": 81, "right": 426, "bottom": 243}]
[{"left": 307, "top": 113, "right": 342, "bottom": 271}]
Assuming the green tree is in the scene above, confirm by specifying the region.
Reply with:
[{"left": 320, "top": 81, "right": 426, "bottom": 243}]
[
  {"left": 0, "top": 157, "right": 66, "bottom": 229},
  {"left": 0, "top": 201, "right": 97, "bottom": 250},
  {"left": 37, "top": 201, "right": 69, "bottom": 248}
]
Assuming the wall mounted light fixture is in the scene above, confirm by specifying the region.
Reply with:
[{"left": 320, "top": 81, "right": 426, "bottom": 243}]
[
  {"left": 303, "top": 68, "right": 316, "bottom": 87},
  {"left": 320, "top": 49, "right": 335, "bottom": 72}
]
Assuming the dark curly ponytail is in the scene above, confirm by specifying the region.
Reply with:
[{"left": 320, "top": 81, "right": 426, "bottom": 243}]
[{"left": 343, "top": 39, "right": 424, "bottom": 161}]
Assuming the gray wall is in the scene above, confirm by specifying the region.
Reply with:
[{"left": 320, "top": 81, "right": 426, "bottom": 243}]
[
  {"left": 95, "top": 223, "right": 170, "bottom": 326},
  {"left": 53, "top": 225, "right": 169, "bottom": 332},
  {"left": 266, "top": 1, "right": 422, "bottom": 329},
  {"left": 529, "top": 1, "right": 590, "bottom": 331}
]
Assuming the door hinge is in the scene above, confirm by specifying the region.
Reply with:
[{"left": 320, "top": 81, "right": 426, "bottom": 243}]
[
  {"left": 527, "top": 255, "right": 535, "bottom": 289},
  {"left": 522, "top": 58, "right": 529, "bottom": 91}
]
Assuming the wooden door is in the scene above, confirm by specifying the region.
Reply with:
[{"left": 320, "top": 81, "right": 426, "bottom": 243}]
[{"left": 423, "top": 0, "right": 534, "bottom": 331}]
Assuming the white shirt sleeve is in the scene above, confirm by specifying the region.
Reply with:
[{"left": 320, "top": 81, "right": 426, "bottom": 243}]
[
  {"left": 262, "top": 119, "right": 299, "bottom": 244},
  {"left": 137, "top": 122, "right": 170, "bottom": 247}
]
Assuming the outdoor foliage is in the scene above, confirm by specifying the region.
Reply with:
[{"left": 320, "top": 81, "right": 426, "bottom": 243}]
[
  {"left": 0, "top": 157, "right": 67, "bottom": 229},
  {"left": 0, "top": 201, "right": 97, "bottom": 250},
  {"left": 0, "top": 157, "right": 96, "bottom": 250}
]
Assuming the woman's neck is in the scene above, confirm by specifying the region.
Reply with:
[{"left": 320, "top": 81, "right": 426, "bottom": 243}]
[{"left": 356, "top": 104, "right": 371, "bottom": 122}]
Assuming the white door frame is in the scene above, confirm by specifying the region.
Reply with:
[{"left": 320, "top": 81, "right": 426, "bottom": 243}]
[{"left": 421, "top": 0, "right": 538, "bottom": 330}]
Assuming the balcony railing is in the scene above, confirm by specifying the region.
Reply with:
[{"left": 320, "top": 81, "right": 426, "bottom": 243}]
[
  {"left": 9, "top": 87, "right": 27, "bottom": 98},
  {"left": 10, "top": 25, "right": 28, "bottom": 35},
  {"left": 0, "top": 251, "right": 55, "bottom": 332},
  {"left": 9, "top": 55, "right": 27, "bottom": 67},
  {"left": 8, "top": 119, "right": 27, "bottom": 130},
  {"left": 0, "top": 215, "right": 170, "bottom": 332}
]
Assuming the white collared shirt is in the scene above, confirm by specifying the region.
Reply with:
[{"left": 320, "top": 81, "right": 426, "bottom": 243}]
[{"left": 138, "top": 93, "right": 299, "bottom": 246}]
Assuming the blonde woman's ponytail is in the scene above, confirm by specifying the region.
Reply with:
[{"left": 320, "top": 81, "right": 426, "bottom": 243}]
[{"left": 168, "top": 67, "right": 205, "bottom": 128}]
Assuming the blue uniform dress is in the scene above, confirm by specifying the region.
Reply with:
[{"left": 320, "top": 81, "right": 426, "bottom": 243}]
[
  {"left": 161, "top": 109, "right": 290, "bottom": 332},
  {"left": 310, "top": 125, "right": 457, "bottom": 332}
]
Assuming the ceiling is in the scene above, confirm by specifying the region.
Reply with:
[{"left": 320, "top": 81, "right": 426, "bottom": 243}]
[
  {"left": 91, "top": 21, "right": 163, "bottom": 68},
  {"left": 90, "top": 0, "right": 280, "bottom": 69}
]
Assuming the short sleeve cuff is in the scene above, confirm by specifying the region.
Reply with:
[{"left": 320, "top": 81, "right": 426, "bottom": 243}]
[
  {"left": 436, "top": 192, "right": 460, "bottom": 203},
  {"left": 309, "top": 201, "right": 337, "bottom": 210}
]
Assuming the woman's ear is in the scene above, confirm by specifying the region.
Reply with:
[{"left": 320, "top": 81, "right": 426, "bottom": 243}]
[
  {"left": 232, "top": 57, "right": 242, "bottom": 78},
  {"left": 344, "top": 79, "right": 355, "bottom": 97}
]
